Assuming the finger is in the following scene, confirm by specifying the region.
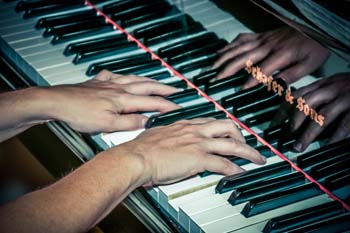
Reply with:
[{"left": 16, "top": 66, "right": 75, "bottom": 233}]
[
  {"left": 202, "top": 154, "right": 244, "bottom": 176},
  {"left": 328, "top": 112, "right": 350, "bottom": 144},
  {"left": 94, "top": 69, "right": 115, "bottom": 81},
  {"left": 213, "top": 41, "right": 260, "bottom": 69},
  {"left": 198, "top": 119, "right": 245, "bottom": 143},
  {"left": 108, "top": 114, "right": 148, "bottom": 131},
  {"left": 290, "top": 86, "right": 336, "bottom": 131},
  {"left": 217, "top": 32, "right": 259, "bottom": 54},
  {"left": 119, "top": 94, "right": 180, "bottom": 113},
  {"left": 215, "top": 46, "right": 270, "bottom": 80},
  {"left": 124, "top": 81, "right": 179, "bottom": 96},
  {"left": 277, "top": 62, "right": 324, "bottom": 86},
  {"left": 293, "top": 100, "right": 345, "bottom": 152},
  {"left": 202, "top": 138, "right": 266, "bottom": 165},
  {"left": 109, "top": 74, "right": 157, "bottom": 85},
  {"left": 175, "top": 117, "right": 216, "bottom": 125}
]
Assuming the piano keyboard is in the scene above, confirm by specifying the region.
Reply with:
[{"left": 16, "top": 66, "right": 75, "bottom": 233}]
[{"left": 0, "top": 0, "right": 349, "bottom": 232}]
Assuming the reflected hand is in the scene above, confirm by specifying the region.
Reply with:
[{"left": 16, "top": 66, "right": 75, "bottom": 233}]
[
  {"left": 212, "top": 27, "right": 330, "bottom": 88},
  {"left": 272, "top": 72, "right": 350, "bottom": 152}
]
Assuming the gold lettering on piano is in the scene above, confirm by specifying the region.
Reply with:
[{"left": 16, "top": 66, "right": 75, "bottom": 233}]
[{"left": 245, "top": 59, "right": 325, "bottom": 127}]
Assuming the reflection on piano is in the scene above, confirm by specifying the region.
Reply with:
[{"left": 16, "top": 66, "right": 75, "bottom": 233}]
[{"left": 0, "top": 0, "right": 349, "bottom": 232}]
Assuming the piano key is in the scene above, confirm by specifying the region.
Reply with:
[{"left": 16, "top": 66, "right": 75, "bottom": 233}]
[
  {"left": 244, "top": 108, "right": 279, "bottom": 127},
  {"left": 324, "top": 168, "right": 350, "bottom": 190},
  {"left": 168, "top": 39, "right": 227, "bottom": 66},
  {"left": 199, "top": 195, "right": 332, "bottom": 233},
  {"left": 204, "top": 70, "right": 247, "bottom": 94},
  {"left": 263, "top": 201, "right": 346, "bottom": 233},
  {"left": 102, "top": 0, "right": 155, "bottom": 15},
  {"left": 296, "top": 138, "right": 350, "bottom": 168},
  {"left": 86, "top": 53, "right": 151, "bottom": 76},
  {"left": 234, "top": 92, "right": 283, "bottom": 117},
  {"left": 221, "top": 84, "right": 267, "bottom": 109},
  {"left": 168, "top": 156, "right": 283, "bottom": 229},
  {"left": 286, "top": 212, "right": 350, "bottom": 233},
  {"left": 111, "top": 1, "right": 172, "bottom": 25},
  {"left": 36, "top": 9, "right": 97, "bottom": 29},
  {"left": 215, "top": 161, "right": 291, "bottom": 194},
  {"left": 228, "top": 172, "right": 305, "bottom": 205},
  {"left": 122, "top": 6, "right": 180, "bottom": 28},
  {"left": 64, "top": 34, "right": 127, "bottom": 56},
  {"left": 50, "top": 18, "right": 114, "bottom": 44},
  {"left": 241, "top": 183, "right": 323, "bottom": 217},
  {"left": 176, "top": 53, "right": 218, "bottom": 74},
  {"left": 310, "top": 155, "right": 350, "bottom": 180},
  {"left": 192, "top": 68, "right": 219, "bottom": 86},
  {"left": 166, "top": 89, "right": 200, "bottom": 105},
  {"left": 158, "top": 32, "right": 218, "bottom": 58},
  {"left": 145, "top": 102, "right": 214, "bottom": 128}
]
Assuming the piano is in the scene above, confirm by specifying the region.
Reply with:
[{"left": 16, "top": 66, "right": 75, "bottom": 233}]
[{"left": 0, "top": 0, "right": 349, "bottom": 232}]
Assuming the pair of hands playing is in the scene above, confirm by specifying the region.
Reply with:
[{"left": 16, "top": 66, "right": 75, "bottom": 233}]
[
  {"left": 214, "top": 26, "right": 350, "bottom": 152},
  {"left": 36, "top": 70, "right": 264, "bottom": 186}
]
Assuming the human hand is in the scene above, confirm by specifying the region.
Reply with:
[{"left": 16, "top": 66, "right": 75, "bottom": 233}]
[
  {"left": 42, "top": 70, "right": 180, "bottom": 133},
  {"left": 113, "top": 118, "right": 266, "bottom": 186},
  {"left": 272, "top": 72, "right": 350, "bottom": 152},
  {"left": 212, "top": 27, "right": 330, "bottom": 88}
]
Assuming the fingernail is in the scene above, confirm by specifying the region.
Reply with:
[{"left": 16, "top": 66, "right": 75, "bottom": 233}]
[
  {"left": 260, "top": 155, "right": 267, "bottom": 164},
  {"left": 293, "top": 142, "right": 303, "bottom": 152},
  {"left": 141, "top": 117, "right": 148, "bottom": 127}
]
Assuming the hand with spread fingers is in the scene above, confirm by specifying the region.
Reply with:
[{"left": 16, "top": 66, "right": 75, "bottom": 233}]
[
  {"left": 271, "top": 72, "right": 350, "bottom": 152},
  {"left": 0, "top": 70, "right": 180, "bottom": 141},
  {"left": 212, "top": 26, "right": 330, "bottom": 88},
  {"left": 112, "top": 118, "right": 266, "bottom": 186}
]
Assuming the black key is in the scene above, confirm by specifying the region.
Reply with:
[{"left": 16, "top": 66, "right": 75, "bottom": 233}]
[
  {"left": 133, "top": 15, "right": 195, "bottom": 40},
  {"left": 113, "top": 60, "right": 162, "bottom": 76},
  {"left": 158, "top": 32, "right": 218, "bottom": 58},
  {"left": 111, "top": 1, "right": 171, "bottom": 25},
  {"left": 36, "top": 9, "right": 97, "bottom": 29},
  {"left": 165, "top": 80, "right": 188, "bottom": 89},
  {"left": 241, "top": 183, "right": 322, "bottom": 217},
  {"left": 147, "top": 71, "right": 171, "bottom": 81},
  {"left": 193, "top": 68, "right": 220, "bottom": 86},
  {"left": 325, "top": 168, "right": 350, "bottom": 190},
  {"left": 229, "top": 172, "right": 305, "bottom": 205},
  {"left": 87, "top": 53, "right": 151, "bottom": 76},
  {"left": 146, "top": 22, "right": 205, "bottom": 46},
  {"left": 122, "top": 6, "right": 179, "bottom": 28},
  {"left": 245, "top": 108, "right": 279, "bottom": 127},
  {"left": 73, "top": 41, "right": 137, "bottom": 64},
  {"left": 296, "top": 138, "right": 350, "bottom": 168},
  {"left": 277, "top": 135, "right": 297, "bottom": 153},
  {"left": 168, "top": 39, "right": 227, "bottom": 66},
  {"left": 166, "top": 89, "right": 199, "bottom": 105},
  {"left": 215, "top": 161, "right": 291, "bottom": 194},
  {"left": 145, "top": 102, "right": 215, "bottom": 128},
  {"left": 64, "top": 34, "right": 127, "bottom": 56},
  {"left": 204, "top": 70, "right": 246, "bottom": 94},
  {"left": 263, "top": 201, "right": 345, "bottom": 233},
  {"left": 102, "top": 0, "right": 154, "bottom": 15},
  {"left": 245, "top": 135, "right": 257, "bottom": 147},
  {"left": 233, "top": 92, "right": 282, "bottom": 117},
  {"left": 177, "top": 53, "right": 218, "bottom": 74},
  {"left": 263, "top": 122, "right": 289, "bottom": 144},
  {"left": 310, "top": 154, "right": 350, "bottom": 179},
  {"left": 220, "top": 84, "right": 268, "bottom": 109},
  {"left": 286, "top": 212, "right": 350, "bottom": 233},
  {"left": 50, "top": 18, "right": 113, "bottom": 44}
]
